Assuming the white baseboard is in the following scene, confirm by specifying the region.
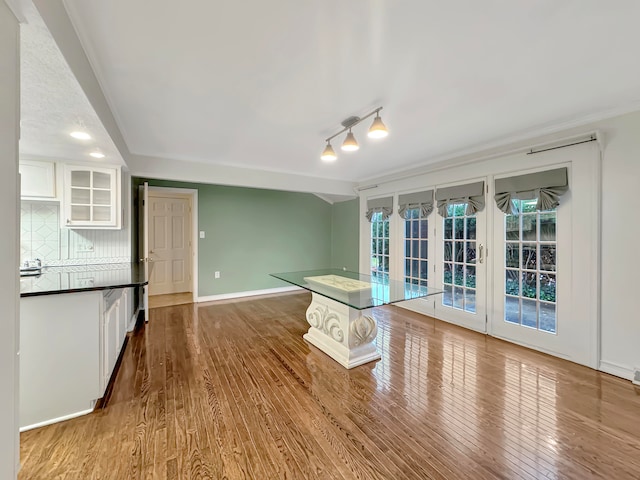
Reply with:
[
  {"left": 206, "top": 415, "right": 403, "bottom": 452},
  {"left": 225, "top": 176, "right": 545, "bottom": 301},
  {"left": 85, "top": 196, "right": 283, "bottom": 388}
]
[
  {"left": 197, "top": 286, "right": 303, "bottom": 303},
  {"left": 599, "top": 360, "right": 634, "bottom": 381},
  {"left": 20, "top": 408, "right": 94, "bottom": 432}
]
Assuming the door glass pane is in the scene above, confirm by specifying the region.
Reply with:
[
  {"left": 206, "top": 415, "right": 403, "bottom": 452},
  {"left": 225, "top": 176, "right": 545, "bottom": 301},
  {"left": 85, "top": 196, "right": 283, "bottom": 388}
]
[
  {"left": 539, "top": 213, "right": 556, "bottom": 240},
  {"left": 444, "top": 241, "right": 453, "bottom": 261},
  {"left": 506, "top": 215, "right": 520, "bottom": 240},
  {"left": 505, "top": 243, "right": 519, "bottom": 268},
  {"left": 453, "top": 286, "right": 464, "bottom": 309},
  {"left": 466, "top": 242, "right": 476, "bottom": 264},
  {"left": 404, "top": 206, "right": 429, "bottom": 289},
  {"left": 443, "top": 285, "right": 453, "bottom": 307},
  {"left": 466, "top": 217, "right": 476, "bottom": 239},
  {"left": 503, "top": 200, "right": 557, "bottom": 333},
  {"left": 539, "top": 303, "right": 557, "bottom": 333},
  {"left": 506, "top": 270, "right": 519, "bottom": 296},
  {"left": 522, "top": 299, "right": 537, "bottom": 328},
  {"left": 539, "top": 245, "right": 556, "bottom": 272},
  {"left": 442, "top": 203, "right": 476, "bottom": 313},
  {"left": 371, "top": 212, "right": 389, "bottom": 282},
  {"left": 444, "top": 218, "right": 453, "bottom": 239},
  {"left": 522, "top": 244, "right": 537, "bottom": 270},
  {"left": 505, "top": 296, "right": 520, "bottom": 324},
  {"left": 522, "top": 215, "right": 537, "bottom": 241}
]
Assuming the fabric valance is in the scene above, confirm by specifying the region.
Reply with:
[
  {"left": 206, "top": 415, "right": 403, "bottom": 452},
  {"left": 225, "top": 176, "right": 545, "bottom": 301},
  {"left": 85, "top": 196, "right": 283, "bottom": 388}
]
[
  {"left": 435, "top": 181, "right": 485, "bottom": 217},
  {"left": 398, "top": 190, "right": 434, "bottom": 219},
  {"left": 494, "top": 167, "right": 568, "bottom": 214},
  {"left": 366, "top": 196, "right": 393, "bottom": 222}
]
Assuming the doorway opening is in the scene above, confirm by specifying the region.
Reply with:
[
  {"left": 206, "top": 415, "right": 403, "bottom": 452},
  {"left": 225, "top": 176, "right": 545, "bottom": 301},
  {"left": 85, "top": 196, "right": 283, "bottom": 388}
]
[{"left": 141, "top": 187, "right": 198, "bottom": 309}]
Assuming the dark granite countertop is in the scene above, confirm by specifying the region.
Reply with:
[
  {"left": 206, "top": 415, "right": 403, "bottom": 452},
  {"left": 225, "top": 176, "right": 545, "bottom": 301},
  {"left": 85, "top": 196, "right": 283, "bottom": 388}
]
[{"left": 20, "top": 263, "right": 149, "bottom": 297}]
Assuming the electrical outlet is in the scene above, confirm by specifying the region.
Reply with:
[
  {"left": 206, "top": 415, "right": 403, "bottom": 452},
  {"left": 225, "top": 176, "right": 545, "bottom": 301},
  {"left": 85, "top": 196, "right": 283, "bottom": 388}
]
[
  {"left": 77, "top": 242, "right": 94, "bottom": 252},
  {"left": 215, "top": 271, "right": 220, "bottom": 279},
  {"left": 78, "top": 278, "right": 94, "bottom": 287}
]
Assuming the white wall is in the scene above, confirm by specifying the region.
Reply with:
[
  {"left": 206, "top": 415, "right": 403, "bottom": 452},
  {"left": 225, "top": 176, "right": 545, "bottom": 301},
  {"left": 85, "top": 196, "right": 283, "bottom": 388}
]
[
  {"left": 598, "top": 112, "right": 640, "bottom": 378},
  {"left": 0, "top": 1, "right": 20, "bottom": 477}
]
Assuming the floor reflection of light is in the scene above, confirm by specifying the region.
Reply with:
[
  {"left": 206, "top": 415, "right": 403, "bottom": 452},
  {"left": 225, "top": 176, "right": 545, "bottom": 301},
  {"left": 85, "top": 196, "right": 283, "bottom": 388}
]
[{"left": 503, "top": 359, "right": 558, "bottom": 478}]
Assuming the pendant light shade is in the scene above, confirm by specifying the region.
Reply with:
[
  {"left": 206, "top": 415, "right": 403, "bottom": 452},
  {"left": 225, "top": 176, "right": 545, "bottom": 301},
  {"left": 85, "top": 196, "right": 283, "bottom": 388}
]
[
  {"left": 341, "top": 130, "right": 359, "bottom": 152},
  {"left": 321, "top": 142, "right": 337, "bottom": 161},
  {"left": 367, "top": 114, "right": 388, "bottom": 139}
]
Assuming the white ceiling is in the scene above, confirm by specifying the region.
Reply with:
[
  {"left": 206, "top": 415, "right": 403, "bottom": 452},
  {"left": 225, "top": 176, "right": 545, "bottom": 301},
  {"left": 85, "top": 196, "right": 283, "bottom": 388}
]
[
  {"left": 19, "top": 2, "right": 123, "bottom": 166},
  {"left": 25, "top": 1, "right": 640, "bottom": 183}
]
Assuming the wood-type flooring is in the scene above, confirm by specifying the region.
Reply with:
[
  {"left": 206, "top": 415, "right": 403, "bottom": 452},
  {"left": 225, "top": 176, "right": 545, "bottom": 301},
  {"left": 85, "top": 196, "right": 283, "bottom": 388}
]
[{"left": 19, "top": 292, "right": 640, "bottom": 479}]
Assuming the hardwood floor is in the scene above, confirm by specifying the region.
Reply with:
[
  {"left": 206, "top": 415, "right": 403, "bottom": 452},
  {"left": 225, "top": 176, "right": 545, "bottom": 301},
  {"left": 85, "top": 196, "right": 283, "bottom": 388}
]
[
  {"left": 149, "top": 291, "right": 193, "bottom": 309},
  {"left": 19, "top": 292, "right": 640, "bottom": 479}
]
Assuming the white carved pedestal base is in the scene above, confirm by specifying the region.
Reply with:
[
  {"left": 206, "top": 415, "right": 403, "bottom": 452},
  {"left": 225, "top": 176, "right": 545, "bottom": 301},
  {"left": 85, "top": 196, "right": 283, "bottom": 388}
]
[{"left": 303, "top": 292, "right": 381, "bottom": 369}]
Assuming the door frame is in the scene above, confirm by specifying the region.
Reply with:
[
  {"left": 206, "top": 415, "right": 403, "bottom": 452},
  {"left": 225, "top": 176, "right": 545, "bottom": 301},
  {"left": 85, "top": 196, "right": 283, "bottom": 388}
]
[{"left": 146, "top": 187, "right": 199, "bottom": 303}]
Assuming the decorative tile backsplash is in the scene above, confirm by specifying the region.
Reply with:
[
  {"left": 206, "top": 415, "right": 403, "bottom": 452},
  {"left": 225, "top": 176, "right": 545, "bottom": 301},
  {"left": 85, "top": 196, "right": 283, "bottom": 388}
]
[{"left": 21, "top": 201, "right": 131, "bottom": 266}]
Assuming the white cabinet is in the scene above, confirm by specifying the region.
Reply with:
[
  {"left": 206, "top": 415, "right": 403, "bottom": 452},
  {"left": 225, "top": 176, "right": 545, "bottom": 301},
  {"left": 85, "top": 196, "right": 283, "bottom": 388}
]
[
  {"left": 19, "top": 160, "right": 56, "bottom": 199},
  {"left": 63, "top": 164, "right": 121, "bottom": 229},
  {"left": 20, "top": 292, "right": 102, "bottom": 430}
]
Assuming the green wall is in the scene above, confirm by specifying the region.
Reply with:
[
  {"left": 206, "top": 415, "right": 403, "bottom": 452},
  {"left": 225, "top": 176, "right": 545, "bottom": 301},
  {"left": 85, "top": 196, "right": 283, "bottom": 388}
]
[
  {"left": 134, "top": 178, "right": 359, "bottom": 297},
  {"left": 330, "top": 199, "right": 360, "bottom": 271}
]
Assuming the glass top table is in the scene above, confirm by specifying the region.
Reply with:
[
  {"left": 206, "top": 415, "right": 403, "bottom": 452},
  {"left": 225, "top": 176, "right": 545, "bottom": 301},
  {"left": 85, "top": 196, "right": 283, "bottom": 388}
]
[
  {"left": 271, "top": 269, "right": 442, "bottom": 369},
  {"left": 270, "top": 268, "right": 443, "bottom": 310}
]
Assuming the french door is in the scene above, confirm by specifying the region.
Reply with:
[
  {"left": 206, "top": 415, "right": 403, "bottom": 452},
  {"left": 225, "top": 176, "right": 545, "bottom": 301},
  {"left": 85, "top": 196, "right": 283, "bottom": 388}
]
[{"left": 433, "top": 182, "right": 487, "bottom": 332}]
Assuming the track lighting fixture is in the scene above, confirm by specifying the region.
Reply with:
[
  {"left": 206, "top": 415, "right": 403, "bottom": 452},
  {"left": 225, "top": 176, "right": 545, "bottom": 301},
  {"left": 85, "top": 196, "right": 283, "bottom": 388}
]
[{"left": 321, "top": 106, "right": 388, "bottom": 161}]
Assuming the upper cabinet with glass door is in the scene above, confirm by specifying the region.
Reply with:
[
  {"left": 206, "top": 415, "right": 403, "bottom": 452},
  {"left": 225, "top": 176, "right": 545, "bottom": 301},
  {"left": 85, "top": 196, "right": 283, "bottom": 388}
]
[{"left": 63, "top": 165, "right": 121, "bottom": 229}]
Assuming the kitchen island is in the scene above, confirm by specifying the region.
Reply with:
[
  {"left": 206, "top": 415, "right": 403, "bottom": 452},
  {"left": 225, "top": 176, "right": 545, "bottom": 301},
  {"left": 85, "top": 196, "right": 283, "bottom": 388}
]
[{"left": 19, "top": 263, "right": 148, "bottom": 431}]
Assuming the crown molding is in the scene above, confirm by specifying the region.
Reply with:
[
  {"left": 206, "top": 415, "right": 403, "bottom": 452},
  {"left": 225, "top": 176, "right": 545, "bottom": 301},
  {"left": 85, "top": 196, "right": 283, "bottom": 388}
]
[
  {"left": 3, "top": 0, "right": 27, "bottom": 22},
  {"left": 358, "top": 103, "right": 640, "bottom": 187}
]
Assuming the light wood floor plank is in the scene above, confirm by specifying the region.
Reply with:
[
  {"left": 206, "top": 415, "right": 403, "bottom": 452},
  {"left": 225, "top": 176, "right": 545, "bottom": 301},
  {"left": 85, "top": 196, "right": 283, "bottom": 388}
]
[{"left": 19, "top": 292, "right": 640, "bottom": 479}]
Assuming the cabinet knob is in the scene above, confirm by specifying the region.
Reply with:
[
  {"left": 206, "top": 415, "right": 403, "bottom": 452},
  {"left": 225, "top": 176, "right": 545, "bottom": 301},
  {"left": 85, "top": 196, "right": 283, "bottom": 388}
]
[{"left": 66, "top": 219, "right": 71, "bottom": 224}]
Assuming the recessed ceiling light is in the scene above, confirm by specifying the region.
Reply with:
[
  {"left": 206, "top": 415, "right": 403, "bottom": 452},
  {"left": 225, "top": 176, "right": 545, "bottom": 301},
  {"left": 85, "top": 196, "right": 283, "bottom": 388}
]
[
  {"left": 89, "top": 151, "right": 105, "bottom": 159},
  {"left": 70, "top": 131, "right": 91, "bottom": 140}
]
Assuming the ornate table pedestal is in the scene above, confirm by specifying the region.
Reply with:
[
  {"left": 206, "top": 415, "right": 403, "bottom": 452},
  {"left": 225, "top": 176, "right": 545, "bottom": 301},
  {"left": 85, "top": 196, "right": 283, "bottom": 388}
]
[{"left": 303, "top": 292, "right": 380, "bottom": 369}]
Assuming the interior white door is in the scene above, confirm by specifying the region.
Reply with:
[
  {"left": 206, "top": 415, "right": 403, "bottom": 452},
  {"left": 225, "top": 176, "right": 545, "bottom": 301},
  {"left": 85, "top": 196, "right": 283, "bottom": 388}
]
[
  {"left": 433, "top": 184, "right": 487, "bottom": 332},
  {"left": 138, "top": 182, "right": 149, "bottom": 322},
  {"left": 148, "top": 194, "right": 191, "bottom": 296}
]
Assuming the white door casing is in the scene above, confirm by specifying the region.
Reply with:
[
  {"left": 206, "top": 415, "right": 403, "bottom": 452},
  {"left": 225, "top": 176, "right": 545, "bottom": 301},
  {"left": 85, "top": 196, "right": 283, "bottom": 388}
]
[
  {"left": 148, "top": 193, "right": 192, "bottom": 296},
  {"left": 138, "top": 182, "right": 149, "bottom": 322}
]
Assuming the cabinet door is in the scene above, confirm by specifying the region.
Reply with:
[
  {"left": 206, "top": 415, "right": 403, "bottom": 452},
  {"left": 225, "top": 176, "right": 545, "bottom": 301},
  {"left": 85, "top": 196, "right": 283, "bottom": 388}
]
[
  {"left": 103, "top": 303, "right": 119, "bottom": 387},
  {"left": 63, "top": 165, "right": 120, "bottom": 229},
  {"left": 117, "top": 289, "right": 128, "bottom": 349},
  {"left": 20, "top": 160, "right": 56, "bottom": 199}
]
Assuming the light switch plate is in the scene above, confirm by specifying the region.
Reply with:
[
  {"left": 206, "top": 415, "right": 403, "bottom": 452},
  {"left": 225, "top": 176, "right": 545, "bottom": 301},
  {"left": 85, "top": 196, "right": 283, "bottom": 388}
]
[{"left": 199, "top": 231, "right": 205, "bottom": 239}]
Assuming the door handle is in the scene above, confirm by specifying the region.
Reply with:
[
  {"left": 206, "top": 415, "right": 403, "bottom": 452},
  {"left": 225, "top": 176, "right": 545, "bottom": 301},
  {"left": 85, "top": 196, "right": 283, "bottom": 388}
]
[{"left": 478, "top": 244, "right": 484, "bottom": 264}]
